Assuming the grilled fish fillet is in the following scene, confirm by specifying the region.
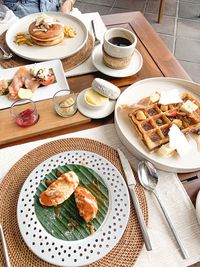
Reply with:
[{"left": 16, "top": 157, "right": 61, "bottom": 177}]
[
  {"left": 74, "top": 186, "right": 98, "bottom": 223},
  {"left": 39, "top": 171, "right": 79, "bottom": 207}
]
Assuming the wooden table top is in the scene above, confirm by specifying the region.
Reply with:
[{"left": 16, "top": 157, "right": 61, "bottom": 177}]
[{"left": 1, "top": 11, "right": 200, "bottom": 267}]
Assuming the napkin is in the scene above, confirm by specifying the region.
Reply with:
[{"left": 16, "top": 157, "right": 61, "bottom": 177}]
[
  {"left": 0, "top": 4, "right": 19, "bottom": 35},
  {"left": 1, "top": 124, "right": 200, "bottom": 267},
  {"left": 65, "top": 12, "right": 106, "bottom": 78}
]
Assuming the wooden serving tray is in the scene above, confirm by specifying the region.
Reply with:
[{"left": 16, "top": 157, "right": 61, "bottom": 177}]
[{"left": 0, "top": 99, "right": 91, "bottom": 146}]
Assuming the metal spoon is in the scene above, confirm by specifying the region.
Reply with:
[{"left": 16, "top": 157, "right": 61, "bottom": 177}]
[
  {"left": 0, "top": 45, "right": 13, "bottom": 60},
  {"left": 137, "top": 161, "right": 189, "bottom": 259},
  {"left": 91, "top": 20, "right": 101, "bottom": 46}
]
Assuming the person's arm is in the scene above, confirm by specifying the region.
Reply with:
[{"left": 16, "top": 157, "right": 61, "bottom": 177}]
[{"left": 60, "top": 0, "right": 76, "bottom": 14}]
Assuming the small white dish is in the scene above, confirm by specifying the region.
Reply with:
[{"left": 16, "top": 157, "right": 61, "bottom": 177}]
[
  {"left": 77, "top": 89, "right": 116, "bottom": 119},
  {"left": 196, "top": 190, "right": 200, "bottom": 224},
  {"left": 92, "top": 44, "right": 143, "bottom": 78}
]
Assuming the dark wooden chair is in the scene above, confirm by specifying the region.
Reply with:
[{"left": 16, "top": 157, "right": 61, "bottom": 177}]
[{"left": 158, "top": 0, "right": 165, "bottom": 23}]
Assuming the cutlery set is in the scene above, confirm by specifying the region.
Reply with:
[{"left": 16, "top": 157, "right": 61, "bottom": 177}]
[
  {"left": 117, "top": 149, "right": 189, "bottom": 259},
  {"left": 117, "top": 149, "right": 152, "bottom": 251}
]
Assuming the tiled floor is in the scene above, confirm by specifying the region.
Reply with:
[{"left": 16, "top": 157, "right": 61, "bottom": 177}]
[{"left": 75, "top": 0, "right": 200, "bottom": 83}]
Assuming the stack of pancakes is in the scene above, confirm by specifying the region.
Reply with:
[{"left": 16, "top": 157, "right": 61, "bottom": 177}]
[{"left": 28, "top": 16, "right": 64, "bottom": 46}]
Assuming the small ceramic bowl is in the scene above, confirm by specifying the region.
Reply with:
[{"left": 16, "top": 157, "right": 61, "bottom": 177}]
[
  {"left": 103, "top": 28, "right": 137, "bottom": 59},
  {"left": 83, "top": 88, "right": 109, "bottom": 110}
]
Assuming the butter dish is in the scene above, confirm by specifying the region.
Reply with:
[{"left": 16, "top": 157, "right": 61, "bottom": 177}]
[{"left": 77, "top": 89, "right": 116, "bottom": 119}]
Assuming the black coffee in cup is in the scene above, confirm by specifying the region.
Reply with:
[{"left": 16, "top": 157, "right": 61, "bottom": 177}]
[
  {"left": 103, "top": 28, "right": 137, "bottom": 69},
  {"left": 108, "top": 37, "right": 132, "bottom": 47}
]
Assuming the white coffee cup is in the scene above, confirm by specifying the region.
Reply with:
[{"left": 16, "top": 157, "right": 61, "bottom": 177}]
[{"left": 103, "top": 28, "right": 137, "bottom": 59}]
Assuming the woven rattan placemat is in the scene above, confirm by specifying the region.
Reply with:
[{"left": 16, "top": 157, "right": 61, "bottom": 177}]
[
  {"left": 0, "top": 32, "right": 94, "bottom": 72},
  {"left": 0, "top": 138, "right": 148, "bottom": 267}
]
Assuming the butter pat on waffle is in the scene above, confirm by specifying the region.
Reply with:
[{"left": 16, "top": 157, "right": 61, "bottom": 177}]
[{"left": 124, "top": 91, "right": 200, "bottom": 154}]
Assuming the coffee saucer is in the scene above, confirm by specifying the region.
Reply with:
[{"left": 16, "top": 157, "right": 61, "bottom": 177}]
[
  {"left": 92, "top": 45, "right": 143, "bottom": 78},
  {"left": 77, "top": 89, "right": 116, "bottom": 119}
]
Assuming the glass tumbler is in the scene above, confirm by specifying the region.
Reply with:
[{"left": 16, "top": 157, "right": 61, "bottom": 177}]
[
  {"left": 53, "top": 89, "right": 77, "bottom": 118},
  {"left": 10, "top": 99, "right": 39, "bottom": 127}
]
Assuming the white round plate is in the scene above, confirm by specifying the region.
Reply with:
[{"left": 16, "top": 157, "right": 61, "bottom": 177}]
[
  {"left": 196, "top": 190, "right": 200, "bottom": 225},
  {"left": 115, "top": 77, "right": 200, "bottom": 173},
  {"left": 6, "top": 12, "right": 88, "bottom": 61},
  {"left": 17, "top": 150, "right": 130, "bottom": 267},
  {"left": 77, "top": 89, "right": 116, "bottom": 119},
  {"left": 92, "top": 45, "right": 143, "bottom": 78}
]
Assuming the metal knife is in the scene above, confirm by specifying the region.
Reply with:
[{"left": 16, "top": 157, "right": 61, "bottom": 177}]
[{"left": 117, "top": 149, "right": 152, "bottom": 251}]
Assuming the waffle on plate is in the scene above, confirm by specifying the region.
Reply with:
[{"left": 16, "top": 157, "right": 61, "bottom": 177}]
[{"left": 125, "top": 91, "right": 200, "bottom": 153}]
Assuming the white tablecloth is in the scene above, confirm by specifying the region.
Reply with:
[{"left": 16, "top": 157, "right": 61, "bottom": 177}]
[{"left": 1, "top": 124, "right": 200, "bottom": 267}]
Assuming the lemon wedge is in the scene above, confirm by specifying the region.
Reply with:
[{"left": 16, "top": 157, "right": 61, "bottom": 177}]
[{"left": 18, "top": 88, "right": 33, "bottom": 99}]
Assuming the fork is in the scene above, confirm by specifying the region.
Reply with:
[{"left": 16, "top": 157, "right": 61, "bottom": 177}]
[
  {"left": 0, "top": 224, "right": 11, "bottom": 267},
  {"left": 0, "top": 45, "right": 13, "bottom": 60},
  {"left": 91, "top": 20, "right": 101, "bottom": 46}
]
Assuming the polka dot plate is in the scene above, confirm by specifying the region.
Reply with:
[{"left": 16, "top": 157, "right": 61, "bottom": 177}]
[{"left": 17, "top": 150, "right": 130, "bottom": 266}]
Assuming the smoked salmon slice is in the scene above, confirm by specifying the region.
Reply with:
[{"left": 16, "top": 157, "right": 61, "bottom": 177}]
[
  {"left": 8, "top": 67, "right": 25, "bottom": 99},
  {"left": 8, "top": 67, "right": 40, "bottom": 99},
  {"left": 0, "top": 80, "right": 8, "bottom": 95}
]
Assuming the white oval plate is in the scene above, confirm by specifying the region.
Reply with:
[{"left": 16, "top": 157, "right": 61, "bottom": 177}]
[
  {"left": 77, "top": 89, "right": 116, "bottom": 119},
  {"left": 6, "top": 12, "right": 88, "bottom": 61},
  {"left": 17, "top": 150, "right": 130, "bottom": 267},
  {"left": 115, "top": 77, "right": 200, "bottom": 173},
  {"left": 92, "top": 45, "right": 143, "bottom": 78}
]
